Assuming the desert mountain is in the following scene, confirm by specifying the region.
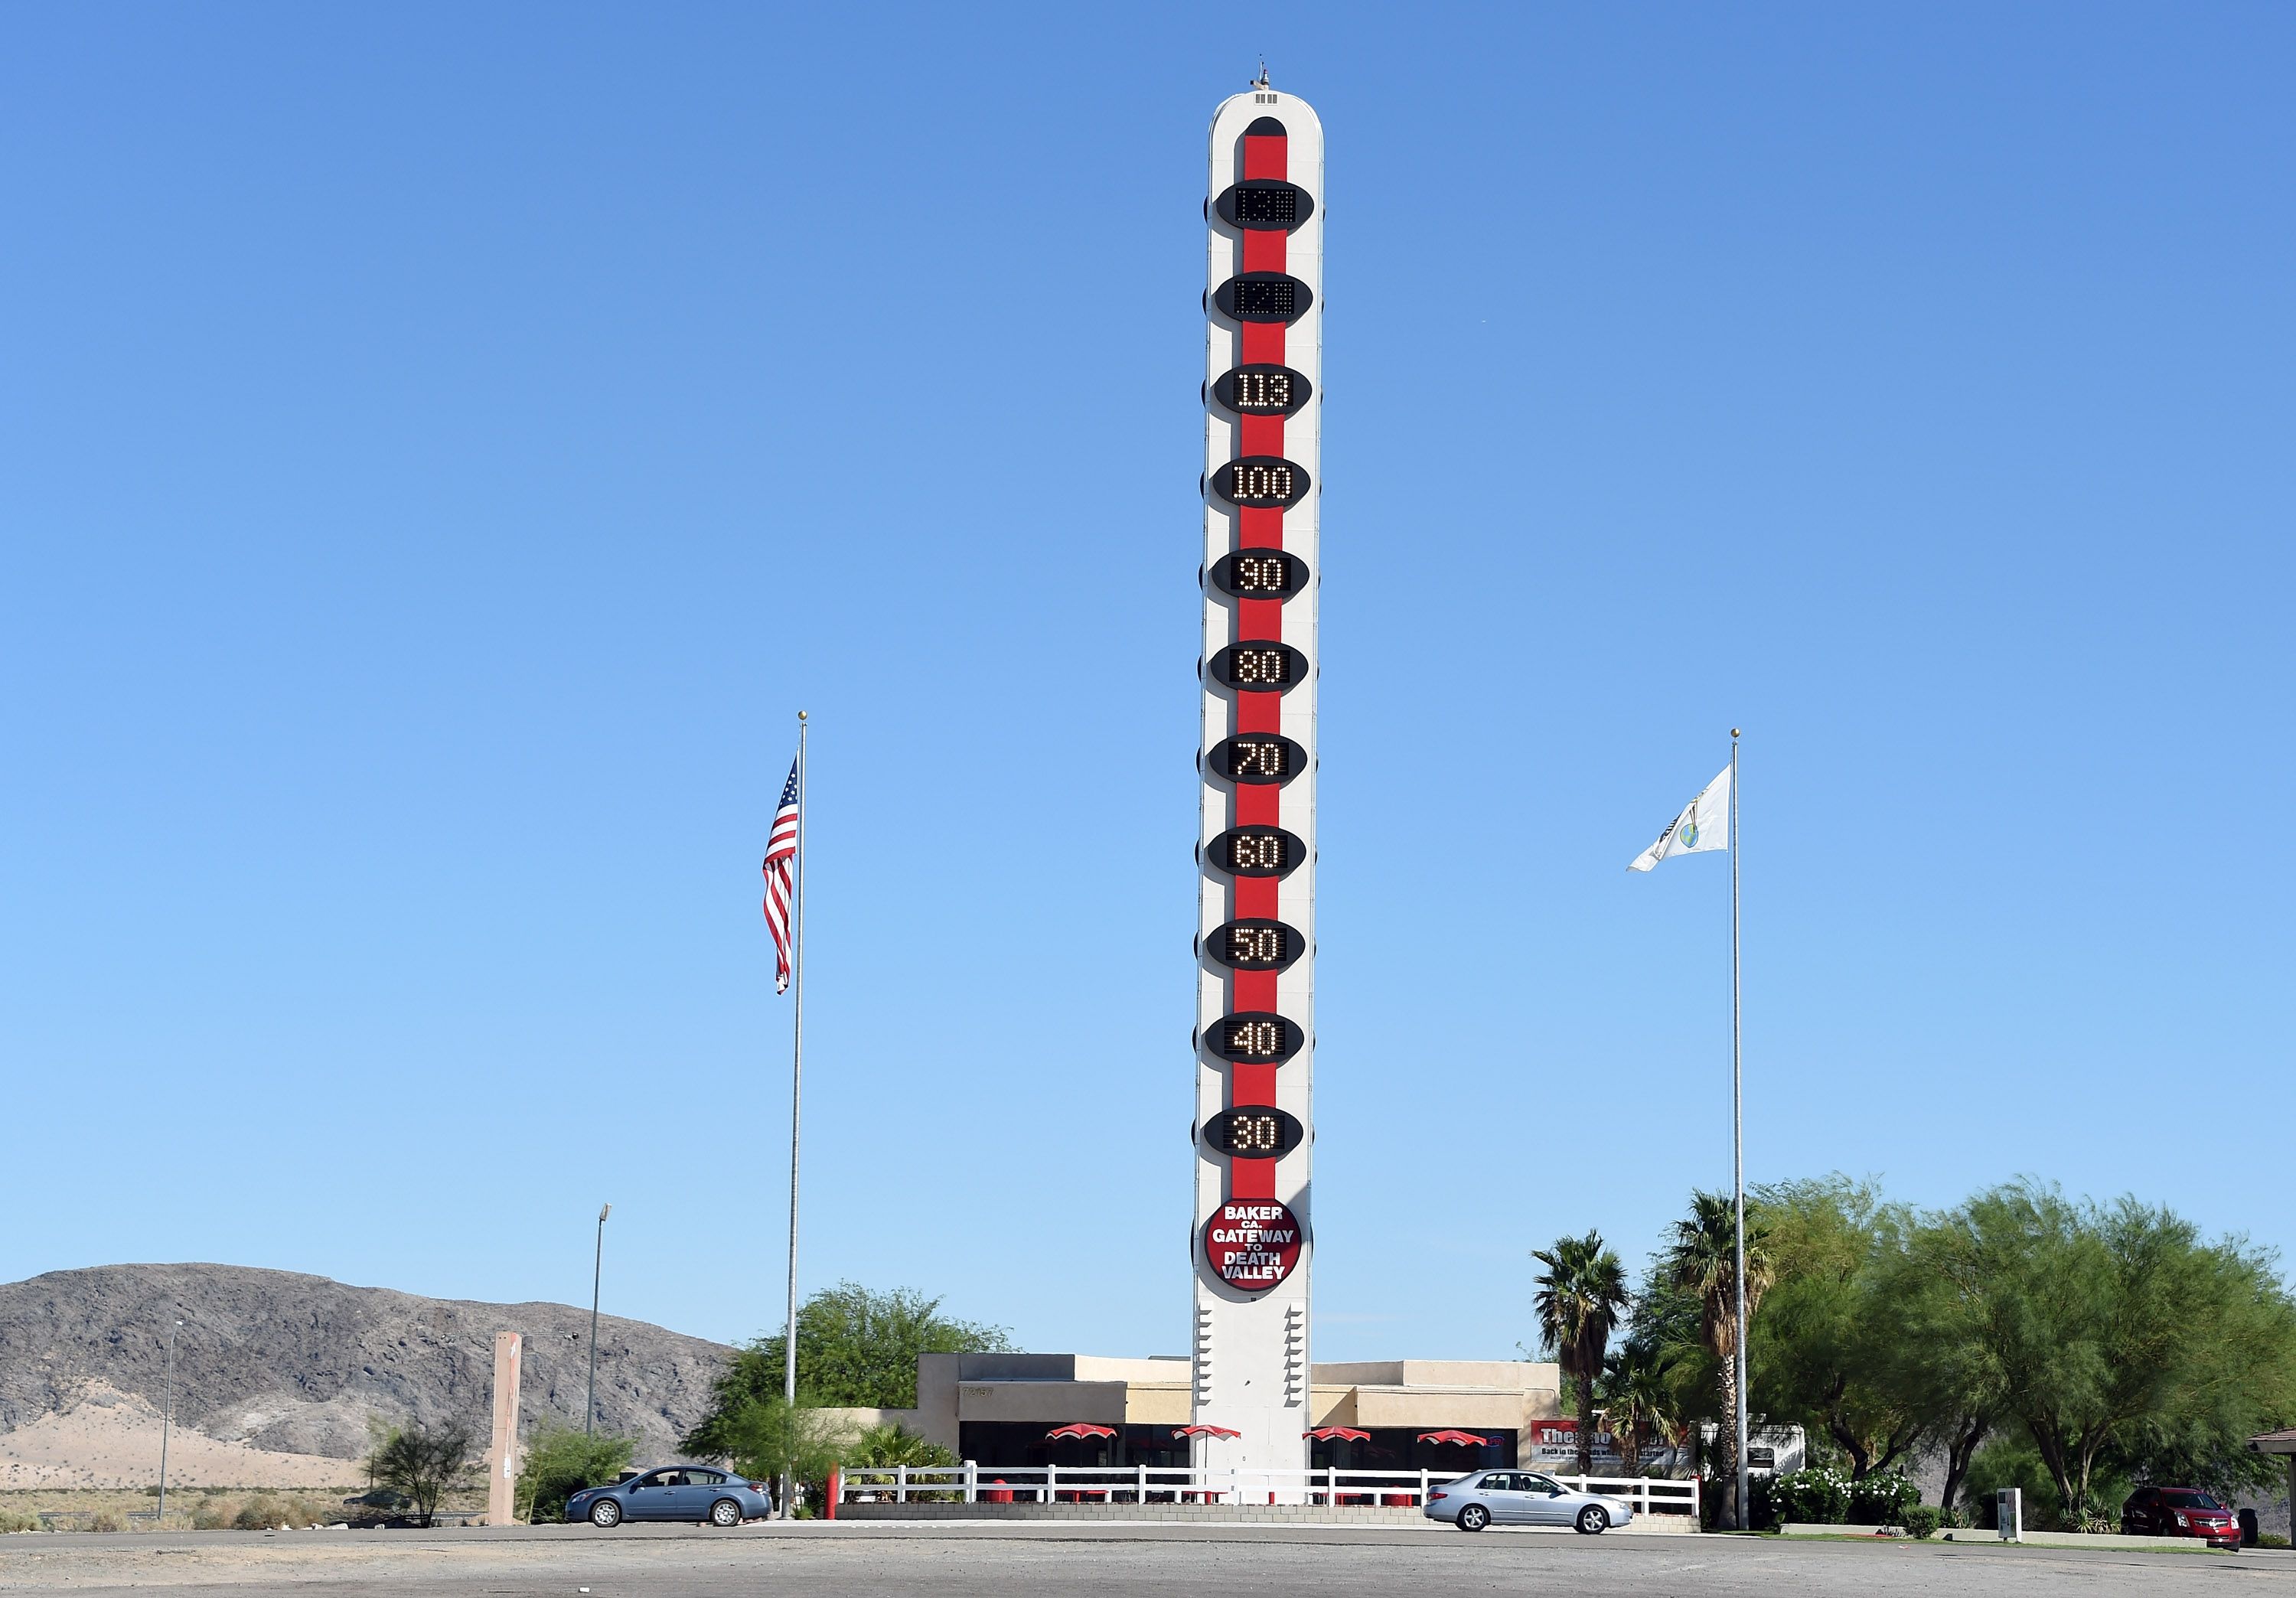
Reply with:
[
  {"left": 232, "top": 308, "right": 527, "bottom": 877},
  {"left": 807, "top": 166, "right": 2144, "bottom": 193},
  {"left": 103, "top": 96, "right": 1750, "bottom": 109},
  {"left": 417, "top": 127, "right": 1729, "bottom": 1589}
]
[{"left": 0, "top": 1264, "right": 732, "bottom": 1481}]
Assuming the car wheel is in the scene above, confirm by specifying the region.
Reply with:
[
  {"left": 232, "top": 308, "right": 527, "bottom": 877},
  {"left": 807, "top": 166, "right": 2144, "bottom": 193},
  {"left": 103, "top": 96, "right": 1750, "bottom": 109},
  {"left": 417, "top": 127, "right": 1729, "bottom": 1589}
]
[
  {"left": 589, "top": 1499, "right": 622, "bottom": 1528},
  {"left": 1576, "top": 1505, "right": 1609, "bottom": 1535},
  {"left": 1456, "top": 1503, "right": 1490, "bottom": 1532},
  {"left": 709, "top": 1499, "right": 742, "bottom": 1528}
]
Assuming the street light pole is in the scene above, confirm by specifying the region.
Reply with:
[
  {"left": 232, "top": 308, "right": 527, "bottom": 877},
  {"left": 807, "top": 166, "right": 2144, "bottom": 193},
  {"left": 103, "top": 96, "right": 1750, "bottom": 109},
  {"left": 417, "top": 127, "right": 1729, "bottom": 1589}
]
[
  {"left": 158, "top": 1319, "right": 182, "bottom": 1524},
  {"left": 585, "top": 1204, "right": 611, "bottom": 1436}
]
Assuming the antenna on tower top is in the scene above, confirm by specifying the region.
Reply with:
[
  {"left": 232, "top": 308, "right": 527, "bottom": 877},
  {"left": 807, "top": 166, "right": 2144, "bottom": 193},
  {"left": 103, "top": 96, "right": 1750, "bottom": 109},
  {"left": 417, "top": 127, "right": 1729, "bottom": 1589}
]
[{"left": 1253, "top": 58, "right": 1270, "bottom": 90}]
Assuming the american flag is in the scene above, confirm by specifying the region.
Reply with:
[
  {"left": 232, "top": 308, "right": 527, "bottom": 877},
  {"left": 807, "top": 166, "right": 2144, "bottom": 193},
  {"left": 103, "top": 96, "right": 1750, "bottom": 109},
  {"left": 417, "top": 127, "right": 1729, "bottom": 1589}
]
[{"left": 762, "top": 755, "right": 800, "bottom": 993}]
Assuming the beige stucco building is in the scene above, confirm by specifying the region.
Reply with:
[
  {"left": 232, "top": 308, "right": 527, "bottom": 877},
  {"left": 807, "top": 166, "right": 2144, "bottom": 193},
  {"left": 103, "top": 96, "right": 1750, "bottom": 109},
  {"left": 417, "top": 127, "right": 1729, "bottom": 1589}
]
[{"left": 830, "top": 1352, "right": 1564, "bottom": 1474}]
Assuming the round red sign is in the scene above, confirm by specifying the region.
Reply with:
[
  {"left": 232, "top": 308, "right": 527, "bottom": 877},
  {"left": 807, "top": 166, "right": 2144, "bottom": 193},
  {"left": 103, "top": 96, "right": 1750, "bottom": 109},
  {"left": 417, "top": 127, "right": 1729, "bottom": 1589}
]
[{"left": 1204, "top": 1200, "right": 1303, "bottom": 1290}]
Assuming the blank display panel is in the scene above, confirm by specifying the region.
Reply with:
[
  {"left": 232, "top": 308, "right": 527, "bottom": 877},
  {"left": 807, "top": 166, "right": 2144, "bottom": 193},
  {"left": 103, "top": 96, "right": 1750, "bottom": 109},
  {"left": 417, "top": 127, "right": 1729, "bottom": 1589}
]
[
  {"left": 1213, "top": 273, "right": 1313, "bottom": 324},
  {"left": 1214, "top": 180, "right": 1314, "bottom": 231}
]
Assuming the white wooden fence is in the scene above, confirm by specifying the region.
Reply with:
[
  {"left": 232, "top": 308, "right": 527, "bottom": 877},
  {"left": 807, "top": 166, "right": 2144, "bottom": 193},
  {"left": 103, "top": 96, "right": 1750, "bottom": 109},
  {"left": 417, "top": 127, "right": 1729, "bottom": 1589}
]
[{"left": 838, "top": 1463, "right": 1698, "bottom": 1521}]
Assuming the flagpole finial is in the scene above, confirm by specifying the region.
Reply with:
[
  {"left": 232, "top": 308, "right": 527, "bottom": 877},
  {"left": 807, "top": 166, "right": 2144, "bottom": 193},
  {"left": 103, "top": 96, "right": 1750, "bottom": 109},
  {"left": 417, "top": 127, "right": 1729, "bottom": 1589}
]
[
  {"left": 798, "top": 709, "right": 808, "bottom": 721},
  {"left": 1730, "top": 727, "right": 1740, "bottom": 739}
]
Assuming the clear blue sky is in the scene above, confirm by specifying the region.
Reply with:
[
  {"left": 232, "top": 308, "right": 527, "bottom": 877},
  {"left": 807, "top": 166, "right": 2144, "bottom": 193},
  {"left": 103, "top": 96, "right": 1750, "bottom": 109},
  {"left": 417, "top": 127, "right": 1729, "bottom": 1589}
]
[{"left": 4, "top": 4, "right": 2290, "bottom": 1364}]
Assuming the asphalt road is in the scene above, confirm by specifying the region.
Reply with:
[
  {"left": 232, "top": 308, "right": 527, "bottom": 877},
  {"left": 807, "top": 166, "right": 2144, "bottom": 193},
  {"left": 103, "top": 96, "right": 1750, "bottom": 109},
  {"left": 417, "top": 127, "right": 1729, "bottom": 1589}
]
[{"left": 3, "top": 1521, "right": 2290, "bottom": 1596}]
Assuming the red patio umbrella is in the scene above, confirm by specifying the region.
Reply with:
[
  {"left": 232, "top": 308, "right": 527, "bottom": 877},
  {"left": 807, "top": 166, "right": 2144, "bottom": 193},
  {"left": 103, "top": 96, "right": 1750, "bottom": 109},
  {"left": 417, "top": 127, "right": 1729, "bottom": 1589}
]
[
  {"left": 1045, "top": 1424, "right": 1118, "bottom": 1440},
  {"left": 1305, "top": 1427, "right": 1371, "bottom": 1442},
  {"left": 1172, "top": 1424, "right": 1242, "bottom": 1440},
  {"left": 1416, "top": 1430, "right": 1491, "bottom": 1447}
]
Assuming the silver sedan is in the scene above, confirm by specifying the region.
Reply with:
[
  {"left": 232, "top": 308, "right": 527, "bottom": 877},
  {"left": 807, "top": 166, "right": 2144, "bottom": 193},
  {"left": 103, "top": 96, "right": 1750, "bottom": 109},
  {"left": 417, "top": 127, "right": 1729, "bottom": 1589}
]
[{"left": 1422, "top": 1469, "right": 1636, "bottom": 1534}]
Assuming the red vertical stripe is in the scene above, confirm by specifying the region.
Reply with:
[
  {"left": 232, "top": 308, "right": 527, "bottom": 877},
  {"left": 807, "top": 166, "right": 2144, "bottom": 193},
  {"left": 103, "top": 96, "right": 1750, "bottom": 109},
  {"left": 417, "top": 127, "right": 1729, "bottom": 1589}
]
[
  {"left": 1218, "top": 128, "right": 1296, "bottom": 1231},
  {"left": 1241, "top": 229, "right": 1287, "bottom": 272},
  {"left": 1232, "top": 877, "right": 1278, "bottom": 918},
  {"left": 1231, "top": 970, "right": 1278, "bottom": 1011},
  {"left": 1238, "top": 322, "right": 1287, "bottom": 367}
]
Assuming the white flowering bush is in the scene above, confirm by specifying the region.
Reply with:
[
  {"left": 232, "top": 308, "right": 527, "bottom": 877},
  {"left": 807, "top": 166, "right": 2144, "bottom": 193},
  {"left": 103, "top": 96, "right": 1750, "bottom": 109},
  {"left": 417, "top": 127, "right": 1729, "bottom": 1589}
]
[
  {"left": 1769, "top": 1465, "right": 1852, "bottom": 1525},
  {"left": 1848, "top": 1471, "right": 1919, "bottom": 1525}
]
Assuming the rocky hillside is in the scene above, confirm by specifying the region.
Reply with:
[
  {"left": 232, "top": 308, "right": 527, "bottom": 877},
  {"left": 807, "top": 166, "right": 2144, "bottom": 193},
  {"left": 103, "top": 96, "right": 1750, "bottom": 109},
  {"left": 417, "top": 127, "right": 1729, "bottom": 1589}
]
[{"left": 0, "top": 1264, "right": 732, "bottom": 1463}]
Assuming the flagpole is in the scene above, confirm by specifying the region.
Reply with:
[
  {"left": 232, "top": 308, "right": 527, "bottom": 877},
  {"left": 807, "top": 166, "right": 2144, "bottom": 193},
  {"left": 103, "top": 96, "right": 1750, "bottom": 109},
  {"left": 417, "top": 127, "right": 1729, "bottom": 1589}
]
[
  {"left": 1729, "top": 728, "right": 1747, "bottom": 1529},
  {"left": 781, "top": 709, "right": 807, "bottom": 1517}
]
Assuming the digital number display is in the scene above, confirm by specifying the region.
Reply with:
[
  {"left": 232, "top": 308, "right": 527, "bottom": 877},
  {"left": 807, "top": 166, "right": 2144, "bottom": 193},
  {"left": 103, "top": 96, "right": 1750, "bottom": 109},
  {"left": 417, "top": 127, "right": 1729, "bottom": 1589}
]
[
  {"left": 1208, "top": 735, "right": 1301, "bottom": 784},
  {"left": 1212, "top": 364, "right": 1312, "bottom": 417},
  {"left": 1209, "top": 550, "right": 1309, "bottom": 599},
  {"left": 1208, "top": 826, "right": 1306, "bottom": 878},
  {"left": 1202, "top": 1011, "right": 1304, "bottom": 1063},
  {"left": 1212, "top": 272, "right": 1313, "bottom": 324},
  {"left": 1203, "top": 1107, "right": 1306, "bottom": 1157},
  {"left": 1208, "top": 456, "right": 1310, "bottom": 509},
  {"left": 1212, "top": 181, "right": 1316, "bottom": 232},
  {"left": 1207, "top": 918, "right": 1304, "bottom": 971},
  {"left": 1210, "top": 641, "right": 1306, "bottom": 692}
]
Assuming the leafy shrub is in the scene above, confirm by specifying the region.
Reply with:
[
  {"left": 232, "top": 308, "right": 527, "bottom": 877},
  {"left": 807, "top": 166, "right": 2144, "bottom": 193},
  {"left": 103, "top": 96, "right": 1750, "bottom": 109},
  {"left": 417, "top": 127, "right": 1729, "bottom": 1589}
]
[
  {"left": 0, "top": 1507, "right": 38, "bottom": 1533},
  {"left": 367, "top": 1420, "right": 476, "bottom": 1527},
  {"left": 1768, "top": 1466, "right": 1851, "bottom": 1526},
  {"left": 233, "top": 1495, "right": 285, "bottom": 1530},
  {"left": 1848, "top": 1472, "right": 1919, "bottom": 1526},
  {"left": 2259, "top": 1533, "right": 2291, "bottom": 1550},
  {"left": 192, "top": 1499, "right": 236, "bottom": 1530},
  {"left": 1899, "top": 1505, "right": 1943, "bottom": 1539},
  {"left": 515, "top": 1424, "right": 638, "bottom": 1525}
]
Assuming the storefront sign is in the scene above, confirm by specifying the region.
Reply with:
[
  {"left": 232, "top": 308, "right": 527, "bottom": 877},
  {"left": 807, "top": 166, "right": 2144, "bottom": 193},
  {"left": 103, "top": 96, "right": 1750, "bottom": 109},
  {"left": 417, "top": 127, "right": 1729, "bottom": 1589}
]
[{"left": 1204, "top": 1200, "right": 1301, "bottom": 1289}]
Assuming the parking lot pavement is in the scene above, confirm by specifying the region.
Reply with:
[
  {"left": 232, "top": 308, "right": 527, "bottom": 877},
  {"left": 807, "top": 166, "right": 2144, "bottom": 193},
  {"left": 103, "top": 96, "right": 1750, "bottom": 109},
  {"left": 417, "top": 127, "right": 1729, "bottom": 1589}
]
[{"left": 3, "top": 1522, "right": 2291, "bottom": 1597}]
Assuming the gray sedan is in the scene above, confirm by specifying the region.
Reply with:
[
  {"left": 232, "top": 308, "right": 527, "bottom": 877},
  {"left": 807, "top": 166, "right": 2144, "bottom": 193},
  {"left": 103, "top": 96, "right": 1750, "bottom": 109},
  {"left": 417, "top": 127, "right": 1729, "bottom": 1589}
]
[
  {"left": 566, "top": 1465, "right": 771, "bottom": 1528},
  {"left": 1423, "top": 1469, "right": 1636, "bottom": 1534}
]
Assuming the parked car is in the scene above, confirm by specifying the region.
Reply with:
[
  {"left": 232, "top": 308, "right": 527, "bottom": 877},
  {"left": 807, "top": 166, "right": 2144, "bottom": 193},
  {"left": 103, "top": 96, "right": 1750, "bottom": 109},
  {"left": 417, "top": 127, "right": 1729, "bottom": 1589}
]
[
  {"left": 1423, "top": 1469, "right": 1635, "bottom": 1534},
  {"left": 2121, "top": 1485, "right": 2239, "bottom": 1548},
  {"left": 566, "top": 1465, "right": 772, "bottom": 1528}
]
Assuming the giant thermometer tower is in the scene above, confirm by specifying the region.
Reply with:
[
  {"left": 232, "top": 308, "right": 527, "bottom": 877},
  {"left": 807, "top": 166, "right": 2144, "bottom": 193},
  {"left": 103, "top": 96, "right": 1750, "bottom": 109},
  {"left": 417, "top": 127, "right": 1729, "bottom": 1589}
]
[{"left": 1191, "top": 81, "right": 1322, "bottom": 1483}]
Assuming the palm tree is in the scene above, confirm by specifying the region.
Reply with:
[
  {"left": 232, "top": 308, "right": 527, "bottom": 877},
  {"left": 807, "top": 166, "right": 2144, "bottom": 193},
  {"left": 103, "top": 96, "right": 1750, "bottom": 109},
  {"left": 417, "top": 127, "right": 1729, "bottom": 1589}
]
[
  {"left": 1595, "top": 1343, "right": 1679, "bottom": 1476},
  {"left": 1531, "top": 1231, "right": 1629, "bottom": 1476},
  {"left": 1662, "top": 1190, "right": 1774, "bottom": 1528}
]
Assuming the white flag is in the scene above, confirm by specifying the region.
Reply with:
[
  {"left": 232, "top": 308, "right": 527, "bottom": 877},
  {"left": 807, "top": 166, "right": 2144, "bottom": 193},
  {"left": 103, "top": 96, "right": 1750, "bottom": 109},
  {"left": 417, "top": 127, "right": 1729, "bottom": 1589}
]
[{"left": 1627, "top": 766, "right": 1730, "bottom": 872}]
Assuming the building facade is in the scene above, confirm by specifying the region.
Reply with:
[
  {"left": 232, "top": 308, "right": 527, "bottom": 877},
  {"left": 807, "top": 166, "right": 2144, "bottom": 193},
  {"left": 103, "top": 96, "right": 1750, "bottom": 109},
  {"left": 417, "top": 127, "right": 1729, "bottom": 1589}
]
[{"left": 830, "top": 1352, "right": 1566, "bottom": 1477}]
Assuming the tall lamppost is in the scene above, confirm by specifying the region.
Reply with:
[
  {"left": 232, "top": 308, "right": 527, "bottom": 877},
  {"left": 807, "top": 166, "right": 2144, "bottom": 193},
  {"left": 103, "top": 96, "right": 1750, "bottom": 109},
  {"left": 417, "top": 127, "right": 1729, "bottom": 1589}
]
[
  {"left": 158, "top": 1319, "right": 183, "bottom": 1524},
  {"left": 585, "top": 1204, "right": 610, "bottom": 1435}
]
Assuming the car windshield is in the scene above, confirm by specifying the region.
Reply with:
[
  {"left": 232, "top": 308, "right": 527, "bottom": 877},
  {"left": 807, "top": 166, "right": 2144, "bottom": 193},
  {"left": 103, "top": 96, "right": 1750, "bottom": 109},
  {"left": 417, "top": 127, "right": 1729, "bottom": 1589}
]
[{"left": 2161, "top": 1491, "right": 2222, "bottom": 1510}]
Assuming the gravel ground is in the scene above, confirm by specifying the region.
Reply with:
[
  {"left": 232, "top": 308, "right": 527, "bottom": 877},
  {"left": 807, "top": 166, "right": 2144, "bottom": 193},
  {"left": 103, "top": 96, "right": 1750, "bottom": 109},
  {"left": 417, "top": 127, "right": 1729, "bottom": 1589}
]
[{"left": 3, "top": 1521, "right": 2291, "bottom": 1597}]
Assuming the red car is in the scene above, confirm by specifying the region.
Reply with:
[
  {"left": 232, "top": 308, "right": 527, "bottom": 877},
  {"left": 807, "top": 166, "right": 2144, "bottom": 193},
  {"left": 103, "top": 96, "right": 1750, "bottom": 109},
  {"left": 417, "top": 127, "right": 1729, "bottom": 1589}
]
[{"left": 2121, "top": 1485, "right": 2240, "bottom": 1547}]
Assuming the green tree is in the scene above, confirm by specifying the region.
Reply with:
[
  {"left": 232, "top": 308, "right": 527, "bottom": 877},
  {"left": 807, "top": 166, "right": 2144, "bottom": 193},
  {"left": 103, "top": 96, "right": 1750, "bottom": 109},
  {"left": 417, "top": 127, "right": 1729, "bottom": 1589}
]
[
  {"left": 1594, "top": 1341, "right": 1679, "bottom": 1476},
  {"left": 723, "top": 1394, "right": 856, "bottom": 1516},
  {"left": 1878, "top": 1210, "right": 2006, "bottom": 1514},
  {"left": 1532, "top": 1231, "right": 1629, "bottom": 1476},
  {"left": 514, "top": 1424, "right": 637, "bottom": 1524},
  {"left": 684, "top": 1283, "right": 1013, "bottom": 1456},
  {"left": 1750, "top": 1178, "right": 1929, "bottom": 1480},
  {"left": 1939, "top": 1182, "right": 2296, "bottom": 1526},
  {"left": 365, "top": 1419, "right": 475, "bottom": 1528},
  {"left": 1663, "top": 1190, "right": 1774, "bottom": 1528}
]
